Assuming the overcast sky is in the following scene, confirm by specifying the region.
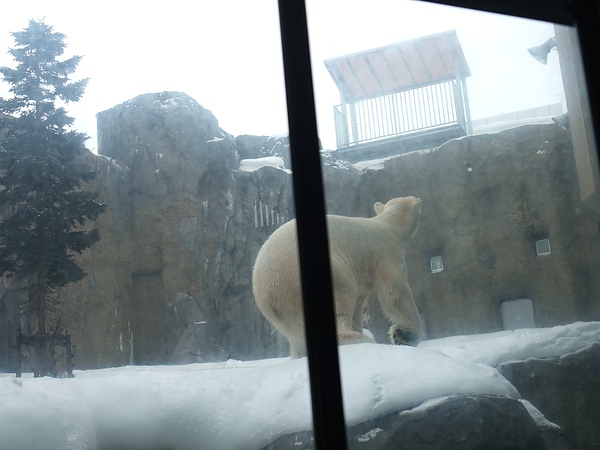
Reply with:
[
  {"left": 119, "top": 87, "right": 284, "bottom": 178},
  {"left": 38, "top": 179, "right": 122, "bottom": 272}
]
[{"left": 1, "top": 0, "right": 564, "bottom": 152}]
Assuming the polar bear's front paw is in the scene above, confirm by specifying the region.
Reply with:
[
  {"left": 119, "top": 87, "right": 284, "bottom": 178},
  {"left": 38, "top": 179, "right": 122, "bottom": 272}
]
[{"left": 389, "top": 325, "right": 419, "bottom": 346}]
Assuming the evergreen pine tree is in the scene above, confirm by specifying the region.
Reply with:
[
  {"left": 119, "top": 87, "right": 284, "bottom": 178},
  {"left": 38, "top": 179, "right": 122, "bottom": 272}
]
[{"left": 0, "top": 20, "right": 105, "bottom": 363}]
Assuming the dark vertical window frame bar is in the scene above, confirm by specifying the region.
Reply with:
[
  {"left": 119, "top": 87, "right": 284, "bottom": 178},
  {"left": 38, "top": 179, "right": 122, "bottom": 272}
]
[
  {"left": 276, "top": 1, "right": 349, "bottom": 449},
  {"left": 417, "top": 0, "right": 597, "bottom": 157},
  {"left": 571, "top": 0, "right": 600, "bottom": 165}
]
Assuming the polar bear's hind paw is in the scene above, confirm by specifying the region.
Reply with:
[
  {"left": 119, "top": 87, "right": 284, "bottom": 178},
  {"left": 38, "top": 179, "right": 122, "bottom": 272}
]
[{"left": 389, "top": 327, "right": 419, "bottom": 346}]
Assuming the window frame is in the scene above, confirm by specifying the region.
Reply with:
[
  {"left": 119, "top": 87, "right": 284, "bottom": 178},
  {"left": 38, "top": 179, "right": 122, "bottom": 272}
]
[{"left": 276, "top": 1, "right": 600, "bottom": 448}]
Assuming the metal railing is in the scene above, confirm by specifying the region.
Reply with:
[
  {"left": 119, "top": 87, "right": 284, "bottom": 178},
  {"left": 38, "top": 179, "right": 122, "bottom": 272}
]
[
  {"left": 334, "top": 80, "right": 467, "bottom": 148},
  {"left": 253, "top": 200, "right": 287, "bottom": 228}
]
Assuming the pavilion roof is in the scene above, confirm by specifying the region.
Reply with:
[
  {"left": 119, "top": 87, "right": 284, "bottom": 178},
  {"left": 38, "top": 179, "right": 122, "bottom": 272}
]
[{"left": 324, "top": 30, "right": 470, "bottom": 102}]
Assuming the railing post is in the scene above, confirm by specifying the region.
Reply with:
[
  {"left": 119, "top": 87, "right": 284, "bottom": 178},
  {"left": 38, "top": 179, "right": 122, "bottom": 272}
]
[
  {"left": 334, "top": 104, "right": 350, "bottom": 148},
  {"left": 453, "top": 52, "right": 468, "bottom": 133},
  {"left": 349, "top": 101, "right": 359, "bottom": 144}
]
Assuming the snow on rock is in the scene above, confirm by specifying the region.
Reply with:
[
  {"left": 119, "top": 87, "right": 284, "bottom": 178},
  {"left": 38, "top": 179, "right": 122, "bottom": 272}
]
[
  {"left": 238, "top": 156, "right": 291, "bottom": 174},
  {"left": 1, "top": 321, "right": 598, "bottom": 450},
  {"left": 338, "top": 344, "right": 518, "bottom": 427},
  {"left": 472, "top": 117, "right": 555, "bottom": 134},
  {"left": 76, "top": 358, "right": 312, "bottom": 450},
  {"left": 352, "top": 155, "right": 398, "bottom": 173},
  {"left": 350, "top": 147, "right": 442, "bottom": 173},
  {"left": 320, "top": 151, "right": 354, "bottom": 171},
  {"left": 0, "top": 377, "right": 97, "bottom": 450},
  {"left": 0, "top": 345, "right": 516, "bottom": 450},
  {"left": 96, "top": 154, "right": 126, "bottom": 171},
  {"left": 156, "top": 97, "right": 184, "bottom": 109},
  {"left": 519, "top": 399, "right": 561, "bottom": 430},
  {"left": 357, "top": 427, "right": 383, "bottom": 443},
  {"left": 419, "top": 321, "right": 600, "bottom": 367}
]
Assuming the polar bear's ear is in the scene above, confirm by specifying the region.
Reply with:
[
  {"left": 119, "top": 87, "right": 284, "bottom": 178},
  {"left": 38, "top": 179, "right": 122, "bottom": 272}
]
[{"left": 374, "top": 202, "right": 385, "bottom": 215}]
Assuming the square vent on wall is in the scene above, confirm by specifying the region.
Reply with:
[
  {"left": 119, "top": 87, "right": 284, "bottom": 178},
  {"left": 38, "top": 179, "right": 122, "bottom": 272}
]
[
  {"left": 430, "top": 256, "right": 443, "bottom": 273},
  {"left": 500, "top": 298, "right": 536, "bottom": 330}
]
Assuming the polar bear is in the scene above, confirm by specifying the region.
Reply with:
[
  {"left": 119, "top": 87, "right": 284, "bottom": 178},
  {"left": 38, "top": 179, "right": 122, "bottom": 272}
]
[{"left": 252, "top": 196, "right": 424, "bottom": 358}]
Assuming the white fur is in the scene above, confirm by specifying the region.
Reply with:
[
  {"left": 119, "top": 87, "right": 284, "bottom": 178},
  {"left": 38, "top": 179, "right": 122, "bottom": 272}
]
[{"left": 252, "top": 196, "right": 424, "bottom": 358}]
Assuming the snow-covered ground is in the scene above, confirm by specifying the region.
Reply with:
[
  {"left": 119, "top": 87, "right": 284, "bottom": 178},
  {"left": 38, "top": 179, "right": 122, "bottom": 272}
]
[{"left": 1, "top": 321, "right": 599, "bottom": 450}]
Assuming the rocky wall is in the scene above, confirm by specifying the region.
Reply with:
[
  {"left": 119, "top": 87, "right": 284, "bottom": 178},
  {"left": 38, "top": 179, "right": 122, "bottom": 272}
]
[
  {"left": 349, "top": 123, "right": 600, "bottom": 342},
  {"left": 1, "top": 91, "right": 599, "bottom": 371}
]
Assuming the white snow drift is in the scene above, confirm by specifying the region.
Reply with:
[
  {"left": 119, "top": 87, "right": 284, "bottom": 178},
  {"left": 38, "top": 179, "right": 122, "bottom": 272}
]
[{"left": 1, "top": 321, "right": 599, "bottom": 450}]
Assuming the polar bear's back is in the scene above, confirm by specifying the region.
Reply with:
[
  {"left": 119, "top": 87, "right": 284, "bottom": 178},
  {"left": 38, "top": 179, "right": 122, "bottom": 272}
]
[
  {"left": 252, "top": 214, "right": 396, "bottom": 307},
  {"left": 253, "top": 213, "right": 389, "bottom": 273}
]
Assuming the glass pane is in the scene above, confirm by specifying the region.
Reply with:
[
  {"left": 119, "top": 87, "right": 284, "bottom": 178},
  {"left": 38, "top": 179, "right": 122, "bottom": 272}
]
[
  {"left": 2, "top": 1, "right": 599, "bottom": 449},
  {"left": 303, "top": 1, "right": 599, "bottom": 448},
  {"left": 1, "top": 2, "right": 310, "bottom": 450}
]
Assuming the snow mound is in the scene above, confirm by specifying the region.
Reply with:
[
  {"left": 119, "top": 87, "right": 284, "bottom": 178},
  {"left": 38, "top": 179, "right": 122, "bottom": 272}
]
[
  {"left": 1, "top": 321, "right": 598, "bottom": 450},
  {"left": 1, "top": 344, "right": 516, "bottom": 450},
  {"left": 419, "top": 321, "right": 600, "bottom": 367},
  {"left": 338, "top": 344, "right": 518, "bottom": 427}
]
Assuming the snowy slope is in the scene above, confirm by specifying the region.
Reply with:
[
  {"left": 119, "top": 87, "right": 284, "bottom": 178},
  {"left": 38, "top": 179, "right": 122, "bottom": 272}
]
[{"left": 1, "top": 321, "right": 599, "bottom": 450}]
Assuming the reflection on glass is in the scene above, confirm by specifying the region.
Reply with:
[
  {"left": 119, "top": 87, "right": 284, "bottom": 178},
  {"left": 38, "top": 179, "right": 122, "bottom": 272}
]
[
  {"left": 0, "top": 1, "right": 599, "bottom": 449},
  {"left": 306, "top": 1, "right": 599, "bottom": 449}
]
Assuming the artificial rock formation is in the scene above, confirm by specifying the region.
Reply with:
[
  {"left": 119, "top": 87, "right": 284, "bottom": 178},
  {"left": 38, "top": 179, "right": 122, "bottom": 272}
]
[
  {"left": 263, "top": 344, "right": 600, "bottom": 450},
  {"left": 263, "top": 395, "right": 556, "bottom": 450},
  {"left": 499, "top": 342, "right": 600, "bottom": 450},
  {"left": 78, "top": 92, "right": 295, "bottom": 367},
  {"left": 1, "top": 91, "right": 599, "bottom": 372},
  {"left": 344, "top": 125, "right": 600, "bottom": 343},
  {"left": 272, "top": 342, "right": 600, "bottom": 450},
  {"left": 0, "top": 92, "right": 292, "bottom": 370}
]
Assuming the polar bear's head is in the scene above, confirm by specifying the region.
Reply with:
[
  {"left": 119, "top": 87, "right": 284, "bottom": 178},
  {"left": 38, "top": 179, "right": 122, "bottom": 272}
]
[{"left": 373, "top": 196, "right": 421, "bottom": 236}]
